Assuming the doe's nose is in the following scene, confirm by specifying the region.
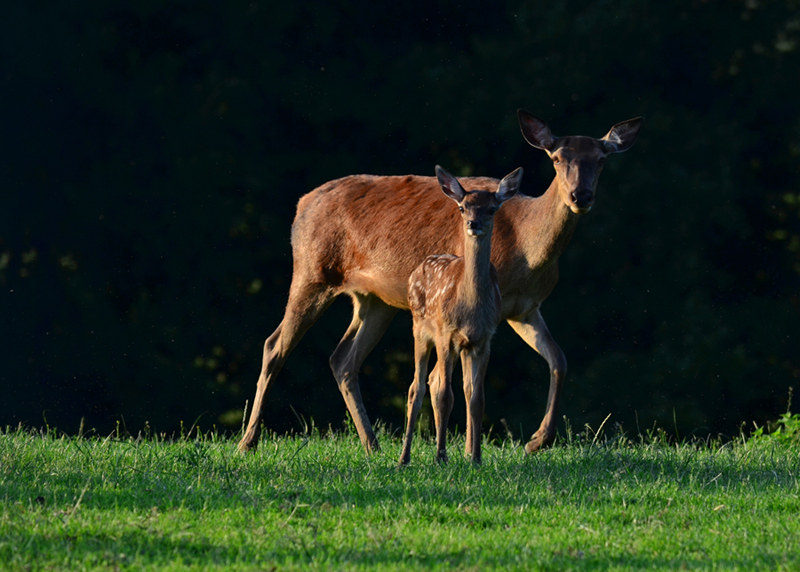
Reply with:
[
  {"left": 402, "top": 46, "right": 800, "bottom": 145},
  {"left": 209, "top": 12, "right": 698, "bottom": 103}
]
[{"left": 570, "top": 190, "right": 593, "bottom": 209}]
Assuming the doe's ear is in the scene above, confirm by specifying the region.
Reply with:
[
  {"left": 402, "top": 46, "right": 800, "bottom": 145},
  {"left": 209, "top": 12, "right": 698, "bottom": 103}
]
[
  {"left": 517, "top": 109, "right": 556, "bottom": 151},
  {"left": 435, "top": 165, "right": 466, "bottom": 203},
  {"left": 495, "top": 167, "right": 523, "bottom": 203},
  {"left": 601, "top": 117, "right": 644, "bottom": 154}
]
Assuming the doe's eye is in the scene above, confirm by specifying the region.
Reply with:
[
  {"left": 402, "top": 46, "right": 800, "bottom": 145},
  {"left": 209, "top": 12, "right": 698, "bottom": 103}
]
[
  {"left": 458, "top": 206, "right": 464, "bottom": 213},
  {"left": 487, "top": 207, "right": 497, "bottom": 215},
  {"left": 553, "top": 158, "right": 561, "bottom": 165}
]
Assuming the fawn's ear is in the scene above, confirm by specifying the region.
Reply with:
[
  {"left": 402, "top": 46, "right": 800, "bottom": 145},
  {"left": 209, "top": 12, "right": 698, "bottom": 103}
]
[
  {"left": 496, "top": 167, "right": 523, "bottom": 203},
  {"left": 518, "top": 109, "right": 556, "bottom": 151},
  {"left": 601, "top": 117, "right": 644, "bottom": 153},
  {"left": 435, "top": 165, "right": 467, "bottom": 203}
]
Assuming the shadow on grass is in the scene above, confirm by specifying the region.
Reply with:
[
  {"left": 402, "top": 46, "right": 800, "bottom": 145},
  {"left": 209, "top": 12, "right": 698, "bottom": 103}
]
[{"left": 4, "top": 525, "right": 796, "bottom": 571}]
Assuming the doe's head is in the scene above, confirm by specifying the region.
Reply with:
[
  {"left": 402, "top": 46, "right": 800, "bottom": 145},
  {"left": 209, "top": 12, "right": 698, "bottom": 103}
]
[
  {"left": 517, "top": 110, "right": 643, "bottom": 214},
  {"left": 435, "top": 166, "right": 523, "bottom": 237}
]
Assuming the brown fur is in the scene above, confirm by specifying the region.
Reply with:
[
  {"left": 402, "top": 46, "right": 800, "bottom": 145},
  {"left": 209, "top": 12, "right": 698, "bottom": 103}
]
[
  {"left": 238, "top": 114, "right": 643, "bottom": 455},
  {"left": 288, "top": 173, "right": 578, "bottom": 319}
]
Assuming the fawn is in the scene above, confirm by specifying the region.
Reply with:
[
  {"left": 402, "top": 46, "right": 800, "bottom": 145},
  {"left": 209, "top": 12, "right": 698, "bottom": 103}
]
[{"left": 398, "top": 165, "right": 523, "bottom": 465}]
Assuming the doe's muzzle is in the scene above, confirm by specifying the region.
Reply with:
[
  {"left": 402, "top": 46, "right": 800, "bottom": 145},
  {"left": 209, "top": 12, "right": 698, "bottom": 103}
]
[{"left": 570, "top": 190, "right": 594, "bottom": 210}]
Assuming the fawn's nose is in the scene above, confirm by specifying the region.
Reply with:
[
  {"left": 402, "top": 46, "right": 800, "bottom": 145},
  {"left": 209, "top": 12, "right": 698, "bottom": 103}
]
[{"left": 466, "top": 220, "right": 484, "bottom": 236}]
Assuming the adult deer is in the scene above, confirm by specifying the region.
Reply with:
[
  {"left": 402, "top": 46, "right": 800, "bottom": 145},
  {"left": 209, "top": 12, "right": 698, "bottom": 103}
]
[
  {"left": 399, "top": 166, "right": 522, "bottom": 466},
  {"left": 239, "top": 110, "right": 642, "bottom": 455}
]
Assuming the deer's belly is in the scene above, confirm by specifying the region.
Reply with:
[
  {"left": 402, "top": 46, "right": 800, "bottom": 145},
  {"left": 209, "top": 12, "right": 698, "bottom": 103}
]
[{"left": 345, "top": 270, "right": 411, "bottom": 309}]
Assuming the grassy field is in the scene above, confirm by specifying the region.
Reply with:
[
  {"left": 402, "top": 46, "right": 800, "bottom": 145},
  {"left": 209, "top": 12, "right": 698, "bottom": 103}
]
[{"left": 1, "top": 422, "right": 798, "bottom": 571}]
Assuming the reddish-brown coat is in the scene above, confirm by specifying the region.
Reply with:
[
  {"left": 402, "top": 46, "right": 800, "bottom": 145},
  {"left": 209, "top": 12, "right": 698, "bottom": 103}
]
[{"left": 289, "top": 174, "right": 574, "bottom": 317}]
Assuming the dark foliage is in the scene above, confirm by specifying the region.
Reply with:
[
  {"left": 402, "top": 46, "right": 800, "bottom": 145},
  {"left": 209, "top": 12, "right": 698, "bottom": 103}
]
[{"left": 1, "top": 0, "right": 798, "bottom": 438}]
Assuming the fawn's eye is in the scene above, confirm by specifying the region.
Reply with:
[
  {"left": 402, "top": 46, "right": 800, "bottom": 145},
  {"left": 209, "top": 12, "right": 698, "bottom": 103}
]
[
  {"left": 458, "top": 206, "right": 464, "bottom": 213},
  {"left": 488, "top": 207, "right": 497, "bottom": 215},
  {"left": 553, "top": 158, "right": 561, "bottom": 165},
  {"left": 598, "top": 158, "right": 606, "bottom": 167}
]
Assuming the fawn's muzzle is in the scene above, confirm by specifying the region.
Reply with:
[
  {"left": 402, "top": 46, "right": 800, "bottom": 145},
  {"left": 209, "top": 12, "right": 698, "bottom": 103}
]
[{"left": 466, "top": 221, "right": 484, "bottom": 236}]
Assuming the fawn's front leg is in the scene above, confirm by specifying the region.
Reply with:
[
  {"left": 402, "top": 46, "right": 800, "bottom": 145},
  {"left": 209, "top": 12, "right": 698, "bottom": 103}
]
[
  {"left": 430, "top": 342, "right": 455, "bottom": 463},
  {"left": 461, "top": 347, "right": 489, "bottom": 464}
]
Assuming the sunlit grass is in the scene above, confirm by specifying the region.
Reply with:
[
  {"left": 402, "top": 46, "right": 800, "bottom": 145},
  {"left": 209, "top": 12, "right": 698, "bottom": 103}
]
[{"left": 1, "top": 422, "right": 798, "bottom": 571}]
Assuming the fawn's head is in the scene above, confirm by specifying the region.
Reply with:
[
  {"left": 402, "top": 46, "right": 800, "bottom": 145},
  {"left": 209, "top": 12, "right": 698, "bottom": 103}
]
[
  {"left": 517, "top": 110, "right": 643, "bottom": 214},
  {"left": 435, "top": 166, "right": 523, "bottom": 238}
]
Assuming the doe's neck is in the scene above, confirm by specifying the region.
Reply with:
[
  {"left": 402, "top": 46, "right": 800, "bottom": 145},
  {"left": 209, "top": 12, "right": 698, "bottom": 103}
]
[{"left": 520, "top": 181, "right": 582, "bottom": 265}]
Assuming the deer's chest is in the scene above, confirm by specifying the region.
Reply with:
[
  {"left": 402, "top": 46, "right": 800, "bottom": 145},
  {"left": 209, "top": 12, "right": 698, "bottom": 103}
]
[{"left": 445, "top": 296, "right": 500, "bottom": 350}]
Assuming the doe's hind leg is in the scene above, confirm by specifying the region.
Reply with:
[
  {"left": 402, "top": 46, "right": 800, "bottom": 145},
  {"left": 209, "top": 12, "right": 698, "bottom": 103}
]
[
  {"left": 329, "top": 293, "right": 398, "bottom": 453},
  {"left": 239, "top": 282, "right": 336, "bottom": 453},
  {"left": 398, "top": 330, "right": 433, "bottom": 466}
]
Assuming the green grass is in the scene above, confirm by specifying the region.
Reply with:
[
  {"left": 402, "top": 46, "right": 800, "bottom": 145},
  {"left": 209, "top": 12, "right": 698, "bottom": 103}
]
[{"left": 1, "top": 423, "right": 798, "bottom": 571}]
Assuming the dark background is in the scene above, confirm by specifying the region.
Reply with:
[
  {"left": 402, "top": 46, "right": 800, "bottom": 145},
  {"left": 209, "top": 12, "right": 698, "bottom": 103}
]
[{"left": 2, "top": 0, "right": 798, "bottom": 440}]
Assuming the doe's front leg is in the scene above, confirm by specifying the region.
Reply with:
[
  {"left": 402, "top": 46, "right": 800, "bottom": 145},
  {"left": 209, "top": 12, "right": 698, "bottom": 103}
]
[{"left": 507, "top": 310, "right": 567, "bottom": 454}]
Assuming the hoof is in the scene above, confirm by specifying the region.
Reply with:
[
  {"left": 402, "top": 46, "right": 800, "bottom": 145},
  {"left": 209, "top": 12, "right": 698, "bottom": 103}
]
[
  {"left": 237, "top": 440, "right": 257, "bottom": 454},
  {"left": 237, "top": 431, "right": 260, "bottom": 453},
  {"left": 524, "top": 432, "right": 553, "bottom": 454},
  {"left": 365, "top": 438, "right": 381, "bottom": 455}
]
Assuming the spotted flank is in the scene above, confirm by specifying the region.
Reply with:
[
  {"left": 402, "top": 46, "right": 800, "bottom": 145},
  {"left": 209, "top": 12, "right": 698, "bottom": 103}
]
[{"left": 408, "top": 254, "right": 459, "bottom": 317}]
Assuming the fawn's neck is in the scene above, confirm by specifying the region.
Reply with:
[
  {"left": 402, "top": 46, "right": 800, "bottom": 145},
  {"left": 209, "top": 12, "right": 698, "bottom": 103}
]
[{"left": 458, "top": 229, "right": 494, "bottom": 307}]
